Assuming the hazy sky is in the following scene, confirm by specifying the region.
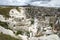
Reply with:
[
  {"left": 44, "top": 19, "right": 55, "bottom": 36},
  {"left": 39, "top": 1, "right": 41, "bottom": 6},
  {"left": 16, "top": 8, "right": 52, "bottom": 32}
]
[{"left": 0, "top": 0, "right": 60, "bottom": 7}]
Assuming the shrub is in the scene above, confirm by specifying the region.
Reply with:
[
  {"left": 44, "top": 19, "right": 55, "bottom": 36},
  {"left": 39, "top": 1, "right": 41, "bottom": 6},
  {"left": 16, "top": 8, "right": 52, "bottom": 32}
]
[
  {"left": 16, "top": 31, "right": 24, "bottom": 35},
  {"left": 0, "top": 21, "right": 8, "bottom": 29}
]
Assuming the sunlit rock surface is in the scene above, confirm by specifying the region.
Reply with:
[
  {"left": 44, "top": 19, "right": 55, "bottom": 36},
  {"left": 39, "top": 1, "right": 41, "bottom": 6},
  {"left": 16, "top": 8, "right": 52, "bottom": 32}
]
[
  {"left": 0, "top": 26, "right": 16, "bottom": 38},
  {"left": 29, "top": 34, "right": 60, "bottom": 40},
  {"left": 0, "top": 15, "right": 5, "bottom": 22}
]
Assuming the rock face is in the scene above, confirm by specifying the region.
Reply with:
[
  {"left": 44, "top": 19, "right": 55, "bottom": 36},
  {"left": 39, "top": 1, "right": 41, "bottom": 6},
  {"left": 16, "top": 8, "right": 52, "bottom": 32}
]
[
  {"left": 0, "top": 26, "right": 16, "bottom": 38},
  {"left": 29, "top": 34, "right": 60, "bottom": 40},
  {"left": 0, "top": 6, "right": 60, "bottom": 40}
]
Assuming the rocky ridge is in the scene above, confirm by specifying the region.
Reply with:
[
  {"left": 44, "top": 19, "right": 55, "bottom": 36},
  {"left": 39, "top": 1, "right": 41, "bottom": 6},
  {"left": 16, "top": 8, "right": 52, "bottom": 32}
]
[{"left": 0, "top": 6, "right": 60, "bottom": 40}]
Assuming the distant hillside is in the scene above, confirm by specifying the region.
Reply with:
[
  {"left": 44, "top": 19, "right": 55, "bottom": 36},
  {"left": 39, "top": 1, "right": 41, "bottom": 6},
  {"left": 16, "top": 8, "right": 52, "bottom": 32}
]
[
  {"left": 25, "top": 6, "right": 60, "bottom": 18},
  {"left": 0, "top": 6, "right": 60, "bottom": 18}
]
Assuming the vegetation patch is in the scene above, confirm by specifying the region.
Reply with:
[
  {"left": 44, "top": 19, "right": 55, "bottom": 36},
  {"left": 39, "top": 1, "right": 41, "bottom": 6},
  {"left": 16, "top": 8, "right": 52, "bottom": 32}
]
[
  {"left": 0, "top": 33, "right": 19, "bottom": 40},
  {"left": 0, "top": 7, "right": 13, "bottom": 18},
  {"left": 16, "top": 30, "right": 24, "bottom": 35},
  {"left": 0, "top": 21, "right": 8, "bottom": 29}
]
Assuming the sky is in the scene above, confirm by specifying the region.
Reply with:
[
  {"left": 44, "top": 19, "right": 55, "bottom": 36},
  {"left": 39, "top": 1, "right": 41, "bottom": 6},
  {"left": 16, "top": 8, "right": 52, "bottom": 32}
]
[{"left": 0, "top": 0, "right": 60, "bottom": 7}]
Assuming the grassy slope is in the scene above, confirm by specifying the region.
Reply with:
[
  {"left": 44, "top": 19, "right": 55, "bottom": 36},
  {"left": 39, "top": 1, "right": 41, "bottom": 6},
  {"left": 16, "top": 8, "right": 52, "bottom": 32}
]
[
  {"left": 0, "top": 33, "right": 19, "bottom": 40},
  {"left": 0, "top": 7, "right": 13, "bottom": 18}
]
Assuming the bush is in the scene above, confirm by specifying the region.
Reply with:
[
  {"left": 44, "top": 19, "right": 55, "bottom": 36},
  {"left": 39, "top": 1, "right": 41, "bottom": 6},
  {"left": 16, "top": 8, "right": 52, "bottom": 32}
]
[
  {"left": 0, "top": 21, "right": 8, "bottom": 29},
  {"left": 16, "top": 31, "right": 24, "bottom": 35}
]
